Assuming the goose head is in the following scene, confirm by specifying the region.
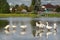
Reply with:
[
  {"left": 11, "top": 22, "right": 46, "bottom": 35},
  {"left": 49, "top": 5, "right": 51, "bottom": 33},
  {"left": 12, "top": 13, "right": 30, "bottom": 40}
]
[
  {"left": 46, "top": 22, "right": 48, "bottom": 25},
  {"left": 39, "top": 21, "right": 42, "bottom": 23},
  {"left": 54, "top": 23, "right": 56, "bottom": 26},
  {"left": 54, "top": 23, "right": 57, "bottom": 29}
]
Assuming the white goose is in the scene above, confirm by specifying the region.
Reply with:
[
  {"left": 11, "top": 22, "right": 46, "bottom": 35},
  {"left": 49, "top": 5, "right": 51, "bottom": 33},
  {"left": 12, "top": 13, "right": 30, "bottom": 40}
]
[
  {"left": 39, "top": 21, "right": 46, "bottom": 29},
  {"left": 20, "top": 25, "right": 27, "bottom": 29},
  {"left": 12, "top": 25, "right": 17, "bottom": 30},
  {"left": 36, "top": 22, "right": 39, "bottom": 27},
  {"left": 4, "top": 25, "right": 10, "bottom": 30},
  {"left": 54, "top": 23, "right": 57, "bottom": 30},
  {"left": 46, "top": 22, "right": 52, "bottom": 31},
  {"left": 4, "top": 25, "right": 17, "bottom": 30}
]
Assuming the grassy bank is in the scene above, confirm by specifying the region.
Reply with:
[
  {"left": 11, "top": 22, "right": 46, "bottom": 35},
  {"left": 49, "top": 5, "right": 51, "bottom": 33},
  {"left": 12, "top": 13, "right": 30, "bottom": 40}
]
[
  {"left": 0, "top": 13, "right": 60, "bottom": 18},
  {"left": 38, "top": 13, "right": 60, "bottom": 17},
  {"left": 0, "top": 13, "right": 37, "bottom": 18}
]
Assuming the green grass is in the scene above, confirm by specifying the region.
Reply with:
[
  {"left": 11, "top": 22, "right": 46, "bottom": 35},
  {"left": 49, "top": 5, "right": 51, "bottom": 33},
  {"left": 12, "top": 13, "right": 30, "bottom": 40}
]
[
  {"left": 39, "top": 13, "right": 60, "bottom": 17},
  {"left": 0, "top": 13, "right": 60, "bottom": 18},
  {"left": 0, "top": 13, "right": 37, "bottom": 18},
  {"left": 42, "top": 13, "right": 60, "bottom": 17}
]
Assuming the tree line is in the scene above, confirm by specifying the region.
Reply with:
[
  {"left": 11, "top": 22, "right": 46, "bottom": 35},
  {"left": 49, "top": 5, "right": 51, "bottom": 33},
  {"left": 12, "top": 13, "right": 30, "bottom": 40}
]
[{"left": 0, "top": 0, "right": 60, "bottom": 13}]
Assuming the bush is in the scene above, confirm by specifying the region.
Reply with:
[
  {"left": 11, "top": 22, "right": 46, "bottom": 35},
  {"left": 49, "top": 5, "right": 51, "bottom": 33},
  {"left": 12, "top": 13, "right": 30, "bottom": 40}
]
[{"left": 55, "top": 7, "right": 60, "bottom": 12}]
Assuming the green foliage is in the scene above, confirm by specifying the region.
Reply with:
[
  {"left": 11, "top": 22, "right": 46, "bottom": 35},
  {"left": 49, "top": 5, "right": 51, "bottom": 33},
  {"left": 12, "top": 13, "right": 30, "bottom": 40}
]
[
  {"left": 15, "top": 4, "right": 19, "bottom": 8},
  {"left": 43, "top": 13, "right": 60, "bottom": 17},
  {"left": 20, "top": 4, "right": 28, "bottom": 10},
  {"left": 55, "top": 7, "right": 60, "bottom": 12},
  {"left": 31, "top": 0, "right": 41, "bottom": 11},
  {"left": 15, "top": 4, "right": 28, "bottom": 12},
  {"left": 31, "top": 0, "right": 36, "bottom": 6},
  {"left": 28, "top": 5, "right": 34, "bottom": 12},
  {"left": 0, "top": 0, "right": 10, "bottom": 13}
]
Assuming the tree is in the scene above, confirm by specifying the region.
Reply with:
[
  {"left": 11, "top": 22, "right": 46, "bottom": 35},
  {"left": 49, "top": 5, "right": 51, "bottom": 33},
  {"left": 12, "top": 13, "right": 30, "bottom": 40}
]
[
  {"left": 28, "top": 5, "right": 34, "bottom": 12},
  {"left": 17, "top": 4, "right": 28, "bottom": 12},
  {"left": 55, "top": 7, "right": 60, "bottom": 12},
  {"left": 14, "top": 4, "right": 19, "bottom": 12},
  {"left": 31, "top": 0, "right": 41, "bottom": 12},
  {"left": 31, "top": 0, "right": 36, "bottom": 6},
  {"left": 0, "top": 0, "right": 10, "bottom": 13},
  {"left": 31, "top": 0, "right": 36, "bottom": 10},
  {"left": 15, "top": 4, "right": 19, "bottom": 8}
]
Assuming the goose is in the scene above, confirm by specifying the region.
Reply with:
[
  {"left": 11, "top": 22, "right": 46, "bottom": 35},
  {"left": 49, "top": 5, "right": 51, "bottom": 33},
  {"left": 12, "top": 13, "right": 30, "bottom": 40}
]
[
  {"left": 36, "top": 22, "right": 39, "bottom": 27},
  {"left": 54, "top": 23, "right": 57, "bottom": 30},
  {"left": 12, "top": 25, "right": 16, "bottom": 30},
  {"left": 4, "top": 25, "right": 10, "bottom": 30},
  {"left": 4, "top": 25, "right": 16, "bottom": 30},
  {"left": 20, "top": 25, "right": 27, "bottom": 29},
  {"left": 39, "top": 21, "right": 46, "bottom": 29},
  {"left": 46, "top": 22, "right": 52, "bottom": 31}
]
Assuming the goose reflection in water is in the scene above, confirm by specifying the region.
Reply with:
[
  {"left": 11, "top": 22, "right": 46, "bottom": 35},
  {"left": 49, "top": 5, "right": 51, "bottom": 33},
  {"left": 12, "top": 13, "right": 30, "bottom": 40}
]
[
  {"left": 4, "top": 30, "right": 10, "bottom": 34},
  {"left": 46, "top": 31, "right": 52, "bottom": 39},
  {"left": 35, "top": 29, "right": 44, "bottom": 37},
  {"left": 39, "top": 31, "right": 44, "bottom": 37},
  {"left": 12, "top": 30, "right": 16, "bottom": 33},
  {"left": 20, "top": 29, "right": 26, "bottom": 35},
  {"left": 53, "top": 30, "right": 57, "bottom": 36}
]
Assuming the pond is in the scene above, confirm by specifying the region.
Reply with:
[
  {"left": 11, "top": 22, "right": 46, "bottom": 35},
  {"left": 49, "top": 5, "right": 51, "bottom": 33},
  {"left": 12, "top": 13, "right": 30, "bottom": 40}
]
[{"left": 0, "top": 17, "right": 60, "bottom": 40}]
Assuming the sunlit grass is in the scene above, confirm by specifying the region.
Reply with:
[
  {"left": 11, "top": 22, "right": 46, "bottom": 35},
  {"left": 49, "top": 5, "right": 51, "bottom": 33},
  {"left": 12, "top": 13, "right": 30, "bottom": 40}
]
[
  {"left": 43, "top": 13, "right": 60, "bottom": 17},
  {"left": 0, "top": 13, "right": 37, "bottom": 18},
  {"left": 0, "top": 13, "right": 60, "bottom": 18}
]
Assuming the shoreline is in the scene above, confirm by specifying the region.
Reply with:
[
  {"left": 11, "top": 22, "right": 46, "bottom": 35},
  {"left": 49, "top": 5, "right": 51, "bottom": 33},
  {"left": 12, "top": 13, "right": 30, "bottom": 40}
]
[{"left": 0, "top": 13, "right": 60, "bottom": 18}]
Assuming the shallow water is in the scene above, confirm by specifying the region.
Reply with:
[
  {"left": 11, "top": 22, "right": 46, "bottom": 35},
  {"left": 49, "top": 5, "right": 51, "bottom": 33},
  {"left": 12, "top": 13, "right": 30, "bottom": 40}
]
[{"left": 0, "top": 17, "right": 60, "bottom": 40}]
